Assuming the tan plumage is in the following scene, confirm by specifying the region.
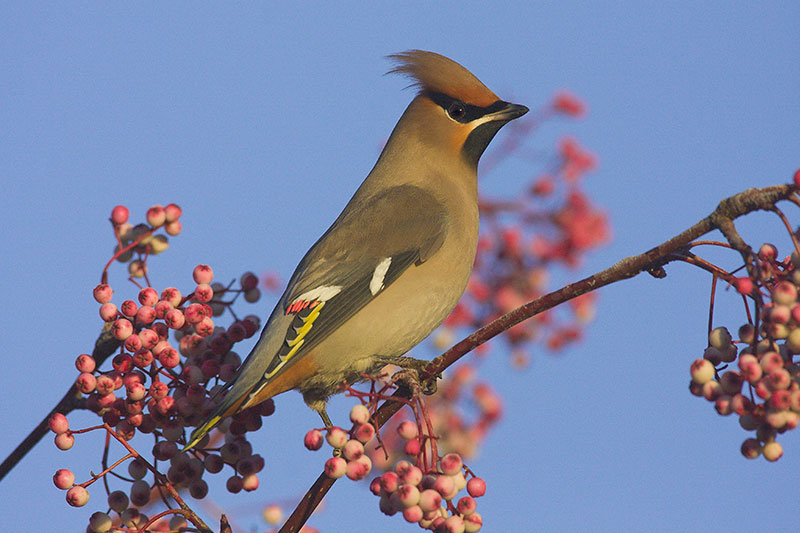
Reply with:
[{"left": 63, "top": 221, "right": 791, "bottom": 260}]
[{"left": 184, "top": 50, "right": 527, "bottom": 451}]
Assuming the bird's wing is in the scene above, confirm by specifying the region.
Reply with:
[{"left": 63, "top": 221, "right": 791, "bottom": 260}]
[
  {"left": 184, "top": 184, "right": 448, "bottom": 449},
  {"left": 245, "top": 183, "right": 448, "bottom": 401}
]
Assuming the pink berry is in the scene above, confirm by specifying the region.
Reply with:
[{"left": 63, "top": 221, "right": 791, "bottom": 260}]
[
  {"left": 55, "top": 432, "right": 75, "bottom": 450},
  {"left": 263, "top": 504, "right": 283, "bottom": 525},
  {"left": 164, "top": 309, "right": 186, "bottom": 329},
  {"left": 324, "top": 457, "right": 347, "bottom": 479},
  {"left": 195, "top": 316, "right": 215, "bottom": 336},
  {"left": 99, "top": 302, "right": 118, "bottom": 322},
  {"left": 457, "top": 496, "right": 477, "bottom": 515},
  {"left": 161, "top": 287, "right": 182, "bottom": 307},
  {"left": 440, "top": 453, "right": 463, "bottom": 475},
  {"left": 395, "top": 484, "right": 421, "bottom": 507},
  {"left": 165, "top": 220, "right": 182, "bottom": 235},
  {"left": 734, "top": 277, "right": 754, "bottom": 295},
  {"left": 404, "top": 438, "right": 421, "bottom": 456},
  {"left": 793, "top": 168, "right": 800, "bottom": 188},
  {"left": 110, "top": 205, "right": 129, "bottom": 225},
  {"left": 66, "top": 485, "right": 89, "bottom": 507},
  {"left": 135, "top": 305, "right": 156, "bottom": 324},
  {"left": 120, "top": 299, "right": 138, "bottom": 317},
  {"left": 758, "top": 243, "right": 778, "bottom": 261},
  {"left": 93, "top": 284, "right": 114, "bottom": 304},
  {"left": 193, "top": 264, "right": 214, "bottom": 284},
  {"left": 346, "top": 457, "right": 370, "bottom": 480},
  {"left": 75, "top": 372, "right": 97, "bottom": 394},
  {"left": 353, "top": 423, "right": 376, "bottom": 443},
  {"left": 444, "top": 515, "right": 465, "bottom": 533},
  {"left": 467, "top": 477, "right": 486, "bottom": 497},
  {"left": 400, "top": 465, "right": 423, "bottom": 486},
  {"left": 434, "top": 474, "right": 455, "bottom": 499},
  {"left": 75, "top": 354, "right": 96, "bottom": 373},
  {"left": 418, "top": 489, "right": 442, "bottom": 512},
  {"left": 403, "top": 504, "right": 423, "bottom": 523},
  {"left": 369, "top": 477, "right": 383, "bottom": 496},
  {"left": 342, "top": 439, "right": 364, "bottom": 461},
  {"left": 49, "top": 413, "right": 69, "bottom": 434},
  {"left": 112, "top": 318, "right": 133, "bottom": 340},
  {"left": 53, "top": 468, "right": 75, "bottom": 490},
  {"left": 326, "top": 427, "right": 348, "bottom": 449},
  {"left": 381, "top": 471, "right": 400, "bottom": 493},
  {"left": 146, "top": 205, "right": 166, "bottom": 227}
]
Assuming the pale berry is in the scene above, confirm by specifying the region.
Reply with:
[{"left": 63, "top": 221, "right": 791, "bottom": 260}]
[
  {"left": 93, "top": 284, "right": 113, "bottom": 304},
  {"left": 760, "top": 351, "right": 784, "bottom": 374},
  {"left": 758, "top": 243, "right": 778, "bottom": 261},
  {"left": 467, "top": 477, "right": 486, "bottom": 497},
  {"left": 397, "top": 420, "right": 419, "bottom": 440},
  {"left": 263, "top": 504, "right": 283, "bottom": 525},
  {"left": 763, "top": 441, "right": 783, "bottom": 462},
  {"left": 708, "top": 327, "right": 731, "bottom": 349},
  {"left": 346, "top": 457, "right": 370, "bottom": 480},
  {"left": 349, "top": 404, "right": 370, "bottom": 425},
  {"left": 324, "top": 457, "right": 347, "bottom": 479},
  {"left": 99, "top": 302, "right": 118, "bottom": 322},
  {"left": 434, "top": 475, "right": 455, "bottom": 499},
  {"left": 464, "top": 512, "right": 483, "bottom": 533},
  {"left": 66, "top": 485, "right": 89, "bottom": 507},
  {"left": 326, "top": 427, "right": 348, "bottom": 448},
  {"left": 690, "top": 358, "right": 715, "bottom": 384},
  {"left": 400, "top": 465, "right": 422, "bottom": 486},
  {"left": 53, "top": 468, "right": 75, "bottom": 490}
]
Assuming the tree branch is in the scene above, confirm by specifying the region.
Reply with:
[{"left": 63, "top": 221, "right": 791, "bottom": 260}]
[
  {"left": 0, "top": 324, "right": 120, "bottom": 481},
  {"left": 279, "top": 183, "right": 795, "bottom": 532}
]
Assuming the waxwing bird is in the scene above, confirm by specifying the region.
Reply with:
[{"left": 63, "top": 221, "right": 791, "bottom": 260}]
[{"left": 185, "top": 50, "right": 527, "bottom": 450}]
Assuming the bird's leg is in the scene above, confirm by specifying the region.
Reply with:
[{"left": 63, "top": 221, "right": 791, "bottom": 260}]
[
  {"left": 318, "top": 408, "right": 333, "bottom": 429},
  {"left": 377, "top": 355, "right": 440, "bottom": 396}
]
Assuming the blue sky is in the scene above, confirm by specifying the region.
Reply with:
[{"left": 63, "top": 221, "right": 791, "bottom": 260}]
[{"left": 1, "top": 3, "right": 799, "bottom": 532}]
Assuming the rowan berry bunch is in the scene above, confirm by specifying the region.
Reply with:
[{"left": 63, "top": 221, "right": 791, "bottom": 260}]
[
  {"left": 442, "top": 92, "right": 608, "bottom": 367},
  {"left": 50, "top": 204, "right": 276, "bottom": 532},
  {"left": 302, "top": 374, "right": 487, "bottom": 532},
  {"left": 689, "top": 233, "right": 800, "bottom": 462}
]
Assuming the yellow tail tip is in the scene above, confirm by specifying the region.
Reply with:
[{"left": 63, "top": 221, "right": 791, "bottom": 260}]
[{"left": 182, "top": 415, "right": 221, "bottom": 452}]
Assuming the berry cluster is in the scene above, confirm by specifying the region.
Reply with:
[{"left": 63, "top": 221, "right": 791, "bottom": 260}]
[
  {"left": 52, "top": 205, "right": 278, "bottom": 531},
  {"left": 690, "top": 241, "right": 800, "bottom": 462},
  {"left": 305, "top": 400, "right": 485, "bottom": 532}
]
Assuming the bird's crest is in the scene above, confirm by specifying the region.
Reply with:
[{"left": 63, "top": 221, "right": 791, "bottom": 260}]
[{"left": 387, "top": 50, "right": 499, "bottom": 107}]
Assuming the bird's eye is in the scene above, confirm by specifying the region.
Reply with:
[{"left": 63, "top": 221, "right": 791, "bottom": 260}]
[{"left": 447, "top": 102, "right": 466, "bottom": 121}]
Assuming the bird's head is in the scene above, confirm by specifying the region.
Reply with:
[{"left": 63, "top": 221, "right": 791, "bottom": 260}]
[{"left": 388, "top": 50, "right": 528, "bottom": 168}]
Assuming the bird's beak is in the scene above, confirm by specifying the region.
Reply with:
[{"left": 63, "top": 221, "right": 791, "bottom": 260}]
[{"left": 489, "top": 102, "right": 529, "bottom": 122}]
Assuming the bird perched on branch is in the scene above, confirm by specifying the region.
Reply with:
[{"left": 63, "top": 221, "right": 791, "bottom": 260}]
[{"left": 185, "top": 50, "right": 527, "bottom": 450}]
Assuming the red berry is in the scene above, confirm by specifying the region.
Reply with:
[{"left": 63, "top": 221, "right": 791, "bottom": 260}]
[
  {"left": 93, "top": 283, "right": 114, "bottom": 304},
  {"left": 304, "top": 429, "right": 324, "bottom": 451},
  {"left": 110, "top": 205, "right": 129, "bottom": 225}
]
